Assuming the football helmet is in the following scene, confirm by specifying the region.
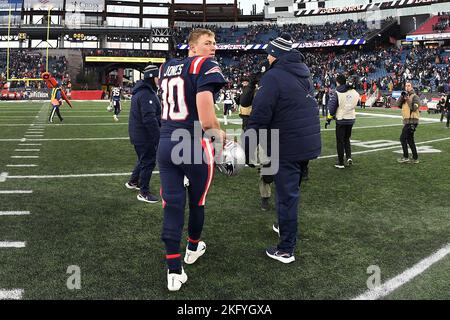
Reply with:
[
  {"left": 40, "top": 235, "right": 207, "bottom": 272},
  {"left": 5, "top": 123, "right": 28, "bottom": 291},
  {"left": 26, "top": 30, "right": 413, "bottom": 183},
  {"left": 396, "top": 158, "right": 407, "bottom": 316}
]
[{"left": 216, "top": 140, "right": 246, "bottom": 177}]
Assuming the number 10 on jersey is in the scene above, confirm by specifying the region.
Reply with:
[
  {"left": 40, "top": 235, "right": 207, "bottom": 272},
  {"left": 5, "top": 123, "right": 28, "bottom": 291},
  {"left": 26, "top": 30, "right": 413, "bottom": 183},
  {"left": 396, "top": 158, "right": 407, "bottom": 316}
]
[{"left": 160, "top": 77, "right": 189, "bottom": 121}]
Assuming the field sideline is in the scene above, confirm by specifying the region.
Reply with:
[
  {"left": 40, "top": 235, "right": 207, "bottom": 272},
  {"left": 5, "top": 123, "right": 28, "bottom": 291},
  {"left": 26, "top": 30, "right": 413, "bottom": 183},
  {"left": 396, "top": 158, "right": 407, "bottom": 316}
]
[{"left": 0, "top": 101, "right": 449, "bottom": 300}]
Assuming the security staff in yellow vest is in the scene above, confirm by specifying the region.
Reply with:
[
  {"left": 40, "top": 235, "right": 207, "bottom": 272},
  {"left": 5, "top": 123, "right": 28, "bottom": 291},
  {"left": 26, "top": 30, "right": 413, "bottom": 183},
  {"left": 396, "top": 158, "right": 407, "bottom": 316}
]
[
  {"left": 327, "top": 74, "right": 360, "bottom": 169},
  {"left": 48, "top": 85, "right": 64, "bottom": 123},
  {"left": 395, "top": 82, "right": 421, "bottom": 164}
]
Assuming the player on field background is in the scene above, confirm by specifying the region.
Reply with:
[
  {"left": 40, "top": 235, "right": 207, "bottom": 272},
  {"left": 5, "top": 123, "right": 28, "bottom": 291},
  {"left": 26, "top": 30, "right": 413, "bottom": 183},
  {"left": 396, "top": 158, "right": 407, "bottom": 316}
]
[{"left": 48, "top": 83, "right": 64, "bottom": 123}]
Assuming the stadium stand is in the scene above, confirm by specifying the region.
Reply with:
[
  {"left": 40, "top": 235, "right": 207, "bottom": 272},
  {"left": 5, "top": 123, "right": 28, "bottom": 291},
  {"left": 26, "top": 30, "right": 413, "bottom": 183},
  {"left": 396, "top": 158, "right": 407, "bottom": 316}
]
[{"left": 412, "top": 13, "right": 450, "bottom": 34}]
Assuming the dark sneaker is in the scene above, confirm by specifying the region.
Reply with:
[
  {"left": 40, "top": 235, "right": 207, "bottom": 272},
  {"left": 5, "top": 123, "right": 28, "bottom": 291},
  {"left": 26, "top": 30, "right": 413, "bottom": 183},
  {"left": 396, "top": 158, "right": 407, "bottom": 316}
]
[
  {"left": 261, "top": 197, "right": 269, "bottom": 211},
  {"left": 410, "top": 159, "right": 420, "bottom": 164},
  {"left": 265, "top": 246, "right": 295, "bottom": 264},
  {"left": 125, "top": 181, "right": 140, "bottom": 190},
  {"left": 272, "top": 223, "right": 280, "bottom": 237},
  {"left": 346, "top": 158, "right": 353, "bottom": 166},
  {"left": 137, "top": 193, "right": 159, "bottom": 204}
]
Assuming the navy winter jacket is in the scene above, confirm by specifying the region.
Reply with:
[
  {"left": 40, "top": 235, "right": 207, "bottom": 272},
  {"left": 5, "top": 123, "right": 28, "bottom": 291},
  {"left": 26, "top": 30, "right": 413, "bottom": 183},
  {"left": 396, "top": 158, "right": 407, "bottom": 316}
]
[
  {"left": 247, "top": 50, "right": 321, "bottom": 162},
  {"left": 129, "top": 80, "right": 161, "bottom": 145}
]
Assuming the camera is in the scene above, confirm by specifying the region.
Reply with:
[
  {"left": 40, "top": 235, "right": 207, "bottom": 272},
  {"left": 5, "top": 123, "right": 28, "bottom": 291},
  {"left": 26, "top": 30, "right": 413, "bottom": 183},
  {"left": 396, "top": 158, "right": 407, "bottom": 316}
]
[{"left": 401, "top": 91, "right": 407, "bottom": 97}]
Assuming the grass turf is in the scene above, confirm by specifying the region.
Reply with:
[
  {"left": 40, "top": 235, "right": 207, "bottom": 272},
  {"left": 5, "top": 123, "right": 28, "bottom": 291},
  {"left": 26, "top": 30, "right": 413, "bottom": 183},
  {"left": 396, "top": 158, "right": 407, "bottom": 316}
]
[{"left": 0, "top": 101, "right": 449, "bottom": 299}]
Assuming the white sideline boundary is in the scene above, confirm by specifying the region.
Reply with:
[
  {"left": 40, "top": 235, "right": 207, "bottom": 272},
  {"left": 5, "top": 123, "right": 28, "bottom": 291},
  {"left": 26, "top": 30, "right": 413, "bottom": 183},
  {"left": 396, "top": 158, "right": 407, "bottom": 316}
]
[
  {"left": 0, "top": 289, "right": 23, "bottom": 300},
  {"left": 353, "top": 243, "right": 450, "bottom": 300}
]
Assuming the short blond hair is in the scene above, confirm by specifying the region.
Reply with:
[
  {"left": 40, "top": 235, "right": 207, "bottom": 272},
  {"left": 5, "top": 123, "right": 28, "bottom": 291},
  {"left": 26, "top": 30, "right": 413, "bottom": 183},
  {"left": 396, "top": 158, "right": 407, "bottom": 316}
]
[{"left": 188, "top": 28, "right": 215, "bottom": 45}]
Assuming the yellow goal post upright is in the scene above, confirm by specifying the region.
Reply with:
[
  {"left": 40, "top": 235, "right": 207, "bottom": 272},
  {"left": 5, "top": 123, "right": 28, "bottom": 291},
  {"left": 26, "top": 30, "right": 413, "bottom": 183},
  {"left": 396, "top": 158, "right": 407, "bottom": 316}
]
[{"left": 6, "top": 6, "right": 53, "bottom": 83}]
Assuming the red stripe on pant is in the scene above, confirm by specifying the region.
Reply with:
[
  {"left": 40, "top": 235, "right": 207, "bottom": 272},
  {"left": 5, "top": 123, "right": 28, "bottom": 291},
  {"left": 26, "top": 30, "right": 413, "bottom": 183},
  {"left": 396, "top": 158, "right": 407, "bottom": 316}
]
[
  {"left": 188, "top": 237, "right": 200, "bottom": 244},
  {"left": 160, "top": 187, "right": 167, "bottom": 209},
  {"left": 166, "top": 254, "right": 181, "bottom": 260},
  {"left": 198, "top": 138, "right": 215, "bottom": 206}
]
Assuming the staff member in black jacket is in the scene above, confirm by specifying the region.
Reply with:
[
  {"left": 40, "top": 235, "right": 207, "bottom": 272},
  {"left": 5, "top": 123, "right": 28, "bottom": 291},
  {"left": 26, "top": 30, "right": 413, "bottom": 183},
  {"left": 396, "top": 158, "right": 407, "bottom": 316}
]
[{"left": 125, "top": 65, "right": 161, "bottom": 203}]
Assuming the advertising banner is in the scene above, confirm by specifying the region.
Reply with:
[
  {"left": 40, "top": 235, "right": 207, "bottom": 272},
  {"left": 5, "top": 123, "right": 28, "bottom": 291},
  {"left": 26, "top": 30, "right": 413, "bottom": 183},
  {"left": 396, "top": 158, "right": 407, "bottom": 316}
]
[
  {"left": 24, "top": 0, "right": 64, "bottom": 10},
  {"left": 0, "top": 0, "right": 23, "bottom": 11}
]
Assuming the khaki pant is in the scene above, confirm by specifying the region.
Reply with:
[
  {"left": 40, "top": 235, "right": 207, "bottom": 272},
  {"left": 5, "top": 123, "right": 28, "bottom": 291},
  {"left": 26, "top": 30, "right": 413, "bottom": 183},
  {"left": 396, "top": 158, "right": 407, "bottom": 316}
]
[
  {"left": 255, "top": 145, "right": 272, "bottom": 198},
  {"left": 259, "top": 176, "right": 271, "bottom": 198}
]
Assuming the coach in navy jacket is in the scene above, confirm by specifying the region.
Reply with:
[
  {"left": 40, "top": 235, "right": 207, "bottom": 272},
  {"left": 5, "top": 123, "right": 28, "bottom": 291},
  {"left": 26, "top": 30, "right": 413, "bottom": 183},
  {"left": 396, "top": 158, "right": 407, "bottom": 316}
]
[
  {"left": 247, "top": 33, "right": 321, "bottom": 263},
  {"left": 127, "top": 65, "right": 161, "bottom": 203}
]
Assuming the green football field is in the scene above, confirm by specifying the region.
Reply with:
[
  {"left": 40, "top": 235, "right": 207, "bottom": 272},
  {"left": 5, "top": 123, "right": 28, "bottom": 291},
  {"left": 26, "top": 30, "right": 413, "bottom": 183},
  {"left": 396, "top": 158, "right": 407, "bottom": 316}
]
[{"left": 0, "top": 100, "right": 449, "bottom": 300}]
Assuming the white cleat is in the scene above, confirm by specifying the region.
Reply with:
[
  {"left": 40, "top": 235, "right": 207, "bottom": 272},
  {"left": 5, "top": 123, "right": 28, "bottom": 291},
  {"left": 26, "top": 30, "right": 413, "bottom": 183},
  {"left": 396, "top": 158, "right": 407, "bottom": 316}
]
[
  {"left": 184, "top": 241, "right": 206, "bottom": 265},
  {"left": 167, "top": 268, "right": 188, "bottom": 292}
]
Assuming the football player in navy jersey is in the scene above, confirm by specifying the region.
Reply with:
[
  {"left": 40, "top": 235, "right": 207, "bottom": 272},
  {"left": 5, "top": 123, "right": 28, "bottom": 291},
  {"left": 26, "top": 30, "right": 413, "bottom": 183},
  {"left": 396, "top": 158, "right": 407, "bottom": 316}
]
[
  {"left": 110, "top": 85, "right": 122, "bottom": 122},
  {"left": 157, "top": 28, "right": 227, "bottom": 291},
  {"left": 223, "top": 89, "right": 234, "bottom": 125}
]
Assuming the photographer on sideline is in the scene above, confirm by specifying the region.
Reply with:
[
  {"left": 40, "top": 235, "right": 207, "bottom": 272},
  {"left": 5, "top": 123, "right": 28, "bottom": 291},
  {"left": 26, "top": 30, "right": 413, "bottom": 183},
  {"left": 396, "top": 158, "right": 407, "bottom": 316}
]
[{"left": 395, "top": 82, "right": 421, "bottom": 164}]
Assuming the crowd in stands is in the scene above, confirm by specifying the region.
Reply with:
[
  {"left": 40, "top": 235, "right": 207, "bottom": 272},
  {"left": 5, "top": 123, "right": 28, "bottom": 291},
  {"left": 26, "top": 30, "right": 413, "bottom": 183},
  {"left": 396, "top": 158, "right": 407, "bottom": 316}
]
[
  {"left": 213, "top": 45, "right": 449, "bottom": 94},
  {"left": 1, "top": 41, "right": 448, "bottom": 98},
  {"left": 84, "top": 49, "right": 167, "bottom": 58},
  {"left": 433, "top": 13, "right": 450, "bottom": 32},
  {"left": 173, "top": 19, "right": 372, "bottom": 46},
  {"left": 0, "top": 50, "right": 70, "bottom": 91}
]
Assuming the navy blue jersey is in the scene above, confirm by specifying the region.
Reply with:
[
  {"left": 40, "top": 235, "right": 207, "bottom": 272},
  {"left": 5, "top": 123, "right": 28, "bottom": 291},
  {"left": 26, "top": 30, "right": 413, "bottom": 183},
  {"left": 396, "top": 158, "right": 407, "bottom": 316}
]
[
  {"left": 111, "top": 87, "right": 121, "bottom": 102},
  {"left": 158, "top": 56, "right": 227, "bottom": 138}
]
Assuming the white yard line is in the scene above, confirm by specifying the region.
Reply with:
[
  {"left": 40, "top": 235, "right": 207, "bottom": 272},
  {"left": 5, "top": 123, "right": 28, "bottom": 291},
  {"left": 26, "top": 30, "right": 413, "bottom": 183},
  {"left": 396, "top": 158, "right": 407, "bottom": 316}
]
[
  {"left": 0, "top": 242, "right": 26, "bottom": 248},
  {"left": 6, "top": 165, "right": 38, "bottom": 167},
  {"left": 0, "top": 289, "right": 23, "bottom": 300},
  {"left": 17, "top": 137, "right": 129, "bottom": 142},
  {"left": 0, "top": 123, "right": 127, "bottom": 127},
  {"left": 11, "top": 156, "right": 39, "bottom": 159},
  {"left": 0, "top": 190, "right": 33, "bottom": 194},
  {"left": 18, "top": 144, "right": 42, "bottom": 146},
  {"left": 353, "top": 243, "right": 450, "bottom": 300},
  {"left": 6, "top": 172, "right": 159, "bottom": 179},
  {"left": 356, "top": 112, "right": 441, "bottom": 122},
  {"left": 318, "top": 136, "right": 450, "bottom": 159},
  {"left": 14, "top": 149, "right": 40, "bottom": 152},
  {"left": 0, "top": 211, "right": 30, "bottom": 216}
]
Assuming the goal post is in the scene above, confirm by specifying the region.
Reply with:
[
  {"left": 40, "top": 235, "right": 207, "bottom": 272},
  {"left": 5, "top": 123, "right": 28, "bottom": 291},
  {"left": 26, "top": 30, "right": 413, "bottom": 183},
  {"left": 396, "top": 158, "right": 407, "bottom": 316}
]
[{"left": 6, "top": 6, "right": 53, "bottom": 83}]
